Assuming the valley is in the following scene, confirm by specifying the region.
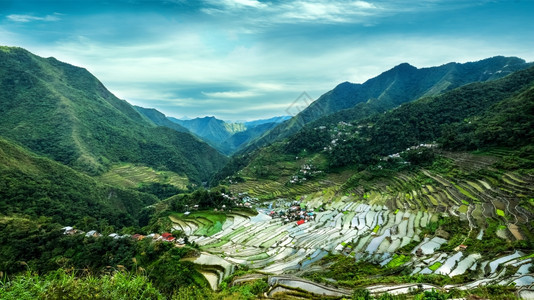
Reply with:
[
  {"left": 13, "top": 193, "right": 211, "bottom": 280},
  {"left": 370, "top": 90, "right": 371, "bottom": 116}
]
[
  {"left": 1, "top": 46, "right": 533, "bottom": 299},
  {"left": 167, "top": 150, "right": 534, "bottom": 298}
]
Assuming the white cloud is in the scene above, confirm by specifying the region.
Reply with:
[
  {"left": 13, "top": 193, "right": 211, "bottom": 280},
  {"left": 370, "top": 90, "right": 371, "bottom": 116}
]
[
  {"left": 202, "top": 90, "right": 260, "bottom": 98},
  {"left": 31, "top": 30, "right": 532, "bottom": 121},
  {"left": 7, "top": 13, "right": 61, "bottom": 23},
  {"left": 203, "top": 0, "right": 381, "bottom": 24},
  {"left": 5, "top": 0, "right": 532, "bottom": 120},
  {"left": 224, "top": 0, "right": 267, "bottom": 8}
]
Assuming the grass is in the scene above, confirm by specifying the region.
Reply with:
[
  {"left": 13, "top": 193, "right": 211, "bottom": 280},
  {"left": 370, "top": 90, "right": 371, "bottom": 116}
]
[
  {"left": 0, "top": 270, "right": 164, "bottom": 299},
  {"left": 385, "top": 254, "right": 409, "bottom": 268},
  {"left": 246, "top": 253, "right": 269, "bottom": 261},
  {"left": 458, "top": 205, "right": 468, "bottom": 214},
  {"left": 453, "top": 183, "right": 478, "bottom": 201},
  {"left": 495, "top": 209, "right": 505, "bottom": 217},
  {"left": 519, "top": 253, "right": 534, "bottom": 260},
  {"left": 428, "top": 262, "right": 442, "bottom": 271},
  {"left": 372, "top": 225, "right": 380, "bottom": 234},
  {"left": 170, "top": 211, "right": 227, "bottom": 237},
  {"left": 100, "top": 163, "right": 189, "bottom": 189}
]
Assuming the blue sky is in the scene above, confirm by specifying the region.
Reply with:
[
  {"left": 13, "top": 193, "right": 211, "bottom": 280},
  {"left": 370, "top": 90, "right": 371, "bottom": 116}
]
[{"left": 1, "top": 0, "right": 533, "bottom": 121}]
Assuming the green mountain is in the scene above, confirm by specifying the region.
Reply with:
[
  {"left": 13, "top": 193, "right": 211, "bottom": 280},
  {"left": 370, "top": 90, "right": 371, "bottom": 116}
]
[
  {"left": 133, "top": 106, "right": 189, "bottom": 133},
  {"left": 243, "top": 116, "right": 291, "bottom": 127},
  {"left": 0, "top": 46, "right": 227, "bottom": 183},
  {"left": 292, "top": 64, "right": 534, "bottom": 168},
  {"left": 169, "top": 115, "right": 289, "bottom": 155},
  {"left": 0, "top": 137, "right": 156, "bottom": 228},
  {"left": 214, "top": 64, "right": 534, "bottom": 185},
  {"left": 243, "top": 56, "right": 532, "bottom": 152}
]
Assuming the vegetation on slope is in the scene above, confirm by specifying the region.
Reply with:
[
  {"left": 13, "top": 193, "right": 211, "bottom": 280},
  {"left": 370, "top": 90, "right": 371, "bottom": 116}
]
[
  {"left": 0, "top": 46, "right": 227, "bottom": 183},
  {"left": 242, "top": 56, "right": 531, "bottom": 153},
  {"left": 283, "top": 65, "right": 534, "bottom": 168},
  {"left": 0, "top": 216, "right": 214, "bottom": 299},
  {"left": 0, "top": 138, "right": 156, "bottom": 229}
]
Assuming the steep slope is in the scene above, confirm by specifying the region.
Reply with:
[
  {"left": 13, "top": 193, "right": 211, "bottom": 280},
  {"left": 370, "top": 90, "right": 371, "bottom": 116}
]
[
  {"left": 286, "top": 65, "right": 534, "bottom": 167},
  {"left": 133, "top": 106, "right": 189, "bottom": 133},
  {"left": 0, "top": 137, "right": 156, "bottom": 228},
  {"left": 244, "top": 56, "right": 531, "bottom": 152},
  {"left": 170, "top": 115, "right": 290, "bottom": 155},
  {"left": 213, "top": 65, "right": 534, "bottom": 185},
  {"left": 219, "top": 122, "right": 281, "bottom": 154},
  {"left": 170, "top": 116, "right": 243, "bottom": 147},
  {"left": 0, "top": 46, "right": 227, "bottom": 183}
]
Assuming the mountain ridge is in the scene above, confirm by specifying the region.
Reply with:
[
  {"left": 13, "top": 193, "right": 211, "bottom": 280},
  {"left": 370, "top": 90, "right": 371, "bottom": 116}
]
[
  {"left": 169, "top": 115, "right": 289, "bottom": 154},
  {"left": 241, "top": 56, "right": 531, "bottom": 153},
  {"left": 0, "top": 46, "right": 227, "bottom": 183}
]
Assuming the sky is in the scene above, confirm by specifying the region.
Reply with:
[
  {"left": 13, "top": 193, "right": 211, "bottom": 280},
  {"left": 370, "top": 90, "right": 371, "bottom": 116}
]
[{"left": 1, "top": 0, "right": 533, "bottom": 121}]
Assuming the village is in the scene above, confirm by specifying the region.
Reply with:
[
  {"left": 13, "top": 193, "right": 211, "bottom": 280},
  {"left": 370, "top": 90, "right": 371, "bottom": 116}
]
[
  {"left": 61, "top": 226, "right": 187, "bottom": 245},
  {"left": 261, "top": 199, "right": 318, "bottom": 225}
]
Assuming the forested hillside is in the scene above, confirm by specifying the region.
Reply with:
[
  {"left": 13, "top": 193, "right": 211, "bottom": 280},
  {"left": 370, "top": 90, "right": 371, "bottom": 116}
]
[
  {"left": 0, "top": 46, "right": 227, "bottom": 183},
  {"left": 0, "top": 137, "right": 156, "bottom": 229},
  {"left": 214, "top": 65, "right": 534, "bottom": 186},
  {"left": 243, "top": 56, "right": 532, "bottom": 153},
  {"left": 171, "top": 115, "right": 289, "bottom": 154}
]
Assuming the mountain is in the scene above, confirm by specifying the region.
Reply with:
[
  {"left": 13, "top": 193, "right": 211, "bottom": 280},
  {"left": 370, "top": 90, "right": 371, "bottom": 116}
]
[
  {"left": 219, "top": 121, "right": 282, "bottom": 153},
  {"left": 169, "top": 115, "right": 290, "bottom": 155},
  {"left": 133, "top": 106, "right": 189, "bottom": 133},
  {"left": 213, "top": 64, "right": 534, "bottom": 184},
  {"left": 170, "top": 116, "right": 244, "bottom": 149},
  {"left": 243, "top": 116, "right": 291, "bottom": 127},
  {"left": 0, "top": 46, "right": 227, "bottom": 183},
  {"left": 0, "top": 137, "right": 156, "bottom": 228},
  {"left": 243, "top": 56, "right": 532, "bottom": 152}
]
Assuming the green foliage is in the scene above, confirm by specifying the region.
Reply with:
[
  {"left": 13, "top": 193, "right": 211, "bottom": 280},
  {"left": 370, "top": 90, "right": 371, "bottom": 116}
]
[
  {"left": 428, "top": 262, "right": 442, "bottom": 272},
  {"left": 325, "top": 255, "right": 382, "bottom": 281},
  {"left": 224, "top": 279, "right": 269, "bottom": 299},
  {"left": 0, "top": 47, "right": 227, "bottom": 183},
  {"left": 137, "top": 182, "right": 186, "bottom": 200},
  {"left": 385, "top": 255, "right": 410, "bottom": 268},
  {"left": 168, "top": 188, "right": 235, "bottom": 212},
  {"left": 171, "top": 285, "right": 216, "bottom": 300},
  {"left": 0, "top": 270, "right": 164, "bottom": 299},
  {"left": 0, "top": 138, "right": 156, "bottom": 228},
  {"left": 149, "top": 251, "right": 206, "bottom": 296},
  {"left": 352, "top": 288, "right": 372, "bottom": 300}
]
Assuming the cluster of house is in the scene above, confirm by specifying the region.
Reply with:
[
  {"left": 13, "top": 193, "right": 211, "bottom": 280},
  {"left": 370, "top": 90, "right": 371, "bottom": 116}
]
[
  {"left": 268, "top": 200, "right": 317, "bottom": 225},
  {"left": 235, "top": 193, "right": 258, "bottom": 208},
  {"left": 319, "top": 122, "right": 356, "bottom": 152},
  {"left": 61, "top": 227, "right": 186, "bottom": 245},
  {"left": 289, "top": 163, "right": 322, "bottom": 184},
  {"left": 382, "top": 143, "right": 438, "bottom": 161}
]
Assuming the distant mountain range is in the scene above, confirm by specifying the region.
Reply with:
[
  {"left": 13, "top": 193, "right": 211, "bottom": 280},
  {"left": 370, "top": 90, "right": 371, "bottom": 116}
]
[
  {"left": 0, "top": 46, "right": 227, "bottom": 183},
  {"left": 243, "top": 56, "right": 532, "bottom": 152},
  {"left": 167, "top": 115, "right": 290, "bottom": 155}
]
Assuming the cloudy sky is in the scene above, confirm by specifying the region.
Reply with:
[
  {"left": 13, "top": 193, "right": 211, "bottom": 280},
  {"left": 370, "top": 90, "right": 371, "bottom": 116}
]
[{"left": 1, "top": 0, "right": 533, "bottom": 121}]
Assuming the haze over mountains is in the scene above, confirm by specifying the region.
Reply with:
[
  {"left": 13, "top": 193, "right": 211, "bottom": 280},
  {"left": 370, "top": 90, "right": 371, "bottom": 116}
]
[{"left": 168, "top": 115, "right": 290, "bottom": 154}]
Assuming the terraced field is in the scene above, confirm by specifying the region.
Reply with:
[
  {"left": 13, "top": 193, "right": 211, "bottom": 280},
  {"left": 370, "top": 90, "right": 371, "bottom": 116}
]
[
  {"left": 183, "top": 198, "right": 533, "bottom": 297},
  {"left": 228, "top": 169, "right": 353, "bottom": 200},
  {"left": 179, "top": 154, "right": 534, "bottom": 297},
  {"left": 100, "top": 163, "right": 189, "bottom": 189}
]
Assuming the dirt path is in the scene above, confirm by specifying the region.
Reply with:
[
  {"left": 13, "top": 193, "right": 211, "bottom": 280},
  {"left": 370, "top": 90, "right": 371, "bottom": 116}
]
[{"left": 461, "top": 205, "right": 475, "bottom": 245}]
